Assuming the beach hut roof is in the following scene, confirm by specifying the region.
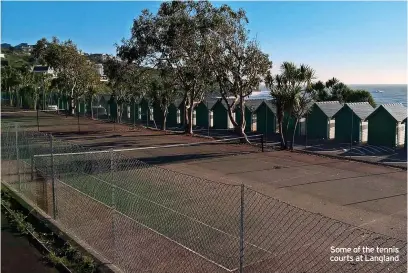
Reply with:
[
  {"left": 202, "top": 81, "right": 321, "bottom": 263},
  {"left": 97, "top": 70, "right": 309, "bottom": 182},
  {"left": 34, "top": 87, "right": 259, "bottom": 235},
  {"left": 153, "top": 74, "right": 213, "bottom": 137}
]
[
  {"left": 314, "top": 101, "right": 342, "bottom": 118},
  {"left": 195, "top": 99, "right": 219, "bottom": 110},
  {"left": 211, "top": 98, "right": 235, "bottom": 111},
  {"left": 255, "top": 100, "right": 277, "bottom": 114},
  {"left": 366, "top": 103, "right": 407, "bottom": 122},
  {"left": 334, "top": 102, "right": 374, "bottom": 120},
  {"left": 173, "top": 98, "right": 185, "bottom": 108},
  {"left": 244, "top": 99, "right": 264, "bottom": 112}
]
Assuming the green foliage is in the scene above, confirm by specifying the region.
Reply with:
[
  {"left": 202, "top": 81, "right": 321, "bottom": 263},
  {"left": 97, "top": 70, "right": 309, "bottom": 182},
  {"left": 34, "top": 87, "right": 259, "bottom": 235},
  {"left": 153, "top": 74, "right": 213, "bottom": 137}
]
[
  {"left": 312, "top": 77, "right": 376, "bottom": 107},
  {"left": 266, "top": 62, "right": 315, "bottom": 149}
]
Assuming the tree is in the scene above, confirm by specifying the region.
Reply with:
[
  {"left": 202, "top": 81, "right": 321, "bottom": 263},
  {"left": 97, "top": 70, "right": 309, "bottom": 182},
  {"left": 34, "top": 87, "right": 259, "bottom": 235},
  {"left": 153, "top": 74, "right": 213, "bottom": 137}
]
[
  {"left": 38, "top": 38, "right": 98, "bottom": 114},
  {"left": 104, "top": 57, "right": 150, "bottom": 123},
  {"left": 266, "top": 62, "right": 315, "bottom": 149},
  {"left": 207, "top": 4, "right": 272, "bottom": 139},
  {"left": 315, "top": 77, "right": 376, "bottom": 107},
  {"left": 118, "top": 1, "right": 219, "bottom": 134},
  {"left": 1, "top": 66, "right": 20, "bottom": 106},
  {"left": 147, "top": 66, "right": 181, "bottom": 130}
]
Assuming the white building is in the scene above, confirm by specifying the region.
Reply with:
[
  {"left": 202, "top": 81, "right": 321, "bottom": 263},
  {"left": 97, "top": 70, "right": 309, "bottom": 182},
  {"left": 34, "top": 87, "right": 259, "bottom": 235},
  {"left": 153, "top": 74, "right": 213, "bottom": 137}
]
[{"left": 32, "top": 66, "right": 57, "bottom": 78}]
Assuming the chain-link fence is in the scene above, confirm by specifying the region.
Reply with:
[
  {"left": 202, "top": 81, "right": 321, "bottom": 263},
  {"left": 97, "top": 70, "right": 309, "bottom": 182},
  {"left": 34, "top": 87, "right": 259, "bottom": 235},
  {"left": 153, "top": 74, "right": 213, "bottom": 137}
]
[{"left": 1, "top": 123, "right": 406, "bottom": 273}]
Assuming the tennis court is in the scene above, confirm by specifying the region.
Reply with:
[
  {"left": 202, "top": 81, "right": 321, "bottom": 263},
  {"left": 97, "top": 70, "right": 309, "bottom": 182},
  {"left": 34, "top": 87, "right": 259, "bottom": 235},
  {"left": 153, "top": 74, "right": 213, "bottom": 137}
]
[{"left": 1, "top": 110, "right": 407, "bottom": 273}]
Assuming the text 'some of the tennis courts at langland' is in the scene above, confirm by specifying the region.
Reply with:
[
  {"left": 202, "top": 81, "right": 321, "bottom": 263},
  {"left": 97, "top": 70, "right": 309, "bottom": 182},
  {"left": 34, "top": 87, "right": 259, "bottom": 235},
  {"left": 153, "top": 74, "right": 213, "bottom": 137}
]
[{"left": 330, "top": 246, "right": 400, "bottom": 263}]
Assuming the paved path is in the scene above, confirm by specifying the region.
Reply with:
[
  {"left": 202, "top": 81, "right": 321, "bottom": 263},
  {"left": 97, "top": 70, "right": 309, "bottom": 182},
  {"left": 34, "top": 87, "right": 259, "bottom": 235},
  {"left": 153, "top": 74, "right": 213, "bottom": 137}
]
[{"left": 1, "top": 213, "right": 59, "bottom": 273}]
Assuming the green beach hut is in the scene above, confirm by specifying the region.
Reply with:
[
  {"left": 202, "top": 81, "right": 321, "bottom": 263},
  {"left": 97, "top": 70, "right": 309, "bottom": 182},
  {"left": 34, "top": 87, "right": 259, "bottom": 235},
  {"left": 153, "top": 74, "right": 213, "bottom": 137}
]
[
  {"left": 255, "top": 100, "right": 278, "bottom": 136},
  {"left": 166, "top": 101, "right": 179, "bottom": 128},
  {"left": 306, "top": 101, "right": 342, "bottom": 140},
  {"left": 333, "top": 102, "right": 374, "bottom": 143},
  {"left": 211, "top": 98, "right": 235, "bottom": 130},
  {"left": 236, "top": 99, "right": 264, "bottom": 132},
  {"left": 173, "top": 99, "right": 186, "bottom": 126},
  {"left": 283, "top": 113, "right": 307, "bottom": 138},
  {"left": 194, "top": 99, "right": 218, "bottom": 128},
  {"left": 366, "top": 103, "right": 407, "bottom": 147},
  {"left": 139, "top": 97, "right": 151, "bottom": 125}
]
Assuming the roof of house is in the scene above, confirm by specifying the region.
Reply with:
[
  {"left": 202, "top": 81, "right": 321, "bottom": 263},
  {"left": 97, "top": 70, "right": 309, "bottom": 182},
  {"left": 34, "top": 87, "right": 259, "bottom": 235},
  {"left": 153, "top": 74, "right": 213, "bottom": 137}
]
[
  {"left": 334, "top": 102, "right": 374, "bottom": 120},
  {"left": 314, "top": 101, "right": 342, "bottom": 118},
  {"left": 366, "top": 103, "right": 407, "bottom": 122}
]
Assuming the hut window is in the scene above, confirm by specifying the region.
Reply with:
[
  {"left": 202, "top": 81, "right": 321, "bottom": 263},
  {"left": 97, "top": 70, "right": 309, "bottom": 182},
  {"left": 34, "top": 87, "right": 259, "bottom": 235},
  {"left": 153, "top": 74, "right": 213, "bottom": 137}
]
[
  {"left": 252, "top": 113, "right": 257, "bottom": 132},
  {"left": 193, "top": 110, "right": 196, "bottom": 126},
  {"left": 127, "top": 105, "right": 131, "bottom": 119},
  {"left": 210, "top": 111, "right": 213, "bottom": 127},
  {"left": 138, "top": 107, "right": 141, "bottom": 119},
  {"left": 177, "top": 109, "right": 181, "bottom": 124},
  {"left": 149, "top": 108, "right": 154, "bottom": 120}
]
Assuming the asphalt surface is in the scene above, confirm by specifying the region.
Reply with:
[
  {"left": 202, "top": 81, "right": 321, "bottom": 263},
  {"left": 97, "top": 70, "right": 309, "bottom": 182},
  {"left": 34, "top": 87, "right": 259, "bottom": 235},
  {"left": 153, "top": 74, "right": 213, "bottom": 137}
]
[{"left": 1, "top": 212, "right": 59, "bottom": 273}]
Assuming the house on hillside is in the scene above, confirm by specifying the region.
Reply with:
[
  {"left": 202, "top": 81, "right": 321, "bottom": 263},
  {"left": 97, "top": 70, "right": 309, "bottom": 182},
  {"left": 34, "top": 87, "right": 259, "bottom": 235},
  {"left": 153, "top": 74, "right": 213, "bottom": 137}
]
[
  {"left": 332, "top": 102, "right": 374, "bottom": 143},
  {"left": 306, "top": 101, "right": 342, "bottom": 140},
  {"left": 32, "top": 66, "right": 57, "bottom": 78},
  {"left": 15, "top": 43, "right": 33, "bottom": 53},
  {"left": 366, "top": 103, "right": 407, "bottom": 147},
  {"left": 255, "top": 100, "right": 278, "bottom": 136}
]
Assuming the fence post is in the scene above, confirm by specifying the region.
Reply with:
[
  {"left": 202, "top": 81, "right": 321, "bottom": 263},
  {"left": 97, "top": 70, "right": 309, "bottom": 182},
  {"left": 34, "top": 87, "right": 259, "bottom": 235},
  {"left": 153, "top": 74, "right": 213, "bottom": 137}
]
[
  {"left": 133, "top": 100, "right": 136, "bottom": 128},
  {"left": 350, "top": 109, "right": 353, "bottom": 159},
  {"left": 37, "top": 105, "right": 40, "bottom": 132},
  {"left": 239, "top": 184, "right": 245, "bottom": 273},
  {"left": 31, "top": 156, "right": 34, "bottom": 181},
  {"left": 110, "top": 149, "right": 117, "bottom": 264},
  {"left": 15, "top": 123, "right": 21, "bottom": 191},
  {"left": 110, "top": 149, "right": 114, "bottom": 171},
  {"left": 50, "top": 134, "right": 57, "bottom": 219}
]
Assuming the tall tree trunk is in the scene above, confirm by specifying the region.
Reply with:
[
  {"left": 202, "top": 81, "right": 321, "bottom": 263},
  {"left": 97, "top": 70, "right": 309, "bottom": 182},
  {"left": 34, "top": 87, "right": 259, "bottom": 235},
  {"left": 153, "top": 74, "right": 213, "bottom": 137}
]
[
  {"left": 162, "top": 108, "right": 168, "bottom": 131},
  {"left": 291, "top": 118, "right": 299, "bottom": 150},
  {"left": 234, "top": 99, "right": 249, "bottom": 142},
  {"left": 277, "top": 111, "right": 285, "bottom": 149},
  {"left": 91, "top": 99, "right": 94, "bottom": 119},
  {"left": 186, "top": 100, "right": 194, "bottom": 135}
]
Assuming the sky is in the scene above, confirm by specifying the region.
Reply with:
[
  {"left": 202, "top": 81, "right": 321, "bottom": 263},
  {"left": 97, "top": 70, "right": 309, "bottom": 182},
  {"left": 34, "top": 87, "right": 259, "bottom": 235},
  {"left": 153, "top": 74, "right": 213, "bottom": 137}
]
[{"left": 1, "top": 1, "right": 407, "bottom": 84}]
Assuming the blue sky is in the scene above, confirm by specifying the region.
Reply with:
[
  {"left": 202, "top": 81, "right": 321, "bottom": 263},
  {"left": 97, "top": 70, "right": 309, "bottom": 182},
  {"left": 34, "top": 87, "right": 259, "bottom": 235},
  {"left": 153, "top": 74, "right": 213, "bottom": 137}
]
[{"left": 1, "top": 1, "right": 407, "bottom": 84}]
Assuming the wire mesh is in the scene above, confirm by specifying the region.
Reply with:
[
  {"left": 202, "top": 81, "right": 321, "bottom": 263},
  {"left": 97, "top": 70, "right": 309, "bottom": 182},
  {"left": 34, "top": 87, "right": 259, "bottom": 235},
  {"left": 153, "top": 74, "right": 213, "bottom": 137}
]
[{"left": 1, "top": 123, "right": 406, "bottom": 273}]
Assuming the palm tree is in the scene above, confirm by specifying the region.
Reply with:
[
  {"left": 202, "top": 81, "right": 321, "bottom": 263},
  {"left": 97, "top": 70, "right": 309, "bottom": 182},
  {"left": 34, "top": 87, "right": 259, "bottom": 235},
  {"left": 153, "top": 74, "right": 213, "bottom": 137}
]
[
  {"left": 266, "top": 62, "right": 315, "bottom": 149},
  {"left": 265, "top": 73, "right": 291, "bottom": 149}
]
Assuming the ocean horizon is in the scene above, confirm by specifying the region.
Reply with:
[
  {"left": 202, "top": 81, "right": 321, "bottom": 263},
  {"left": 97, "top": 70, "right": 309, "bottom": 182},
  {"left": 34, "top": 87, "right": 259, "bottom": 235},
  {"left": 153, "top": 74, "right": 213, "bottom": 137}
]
[{"left": 250, "top": 84, "right": 407, "bottom": 107}]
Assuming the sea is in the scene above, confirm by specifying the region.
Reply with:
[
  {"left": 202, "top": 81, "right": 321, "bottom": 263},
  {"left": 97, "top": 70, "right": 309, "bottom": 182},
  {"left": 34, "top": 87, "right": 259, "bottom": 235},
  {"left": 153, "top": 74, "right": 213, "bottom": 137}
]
[{"left": 248, "top": 84, "right": 407, "bottom": 107}]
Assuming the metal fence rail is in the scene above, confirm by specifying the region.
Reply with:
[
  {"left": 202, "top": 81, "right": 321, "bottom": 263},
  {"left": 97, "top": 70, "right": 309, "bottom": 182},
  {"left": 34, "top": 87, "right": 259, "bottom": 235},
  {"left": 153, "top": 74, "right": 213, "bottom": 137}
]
[{"left": 1, "top": 123, "right": 406, "bottom": 273}]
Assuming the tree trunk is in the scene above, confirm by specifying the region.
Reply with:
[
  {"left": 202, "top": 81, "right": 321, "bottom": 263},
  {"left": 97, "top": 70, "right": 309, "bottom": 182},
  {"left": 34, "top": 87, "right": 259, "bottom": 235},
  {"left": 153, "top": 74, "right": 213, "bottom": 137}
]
[
  {"left": 117, "top": 103, "right": 121, "bottom": 123},
  {"left": 91, "top": 99, "right": 94, "bottom": 119},
  {"left": 186, "top": 101, "right": 194, "bottom": 135},
  {"left": 277, "top": 111, "right": 285, "bottom": 149},
  {"left": 285, "top": 115, "right": 291, "bottom": 150},
  {"left": 162, "top": 109, "right": 168, "bottom": 131},
  {"left": 291, "top": 118, "right": 299, "bottom": 151}
]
